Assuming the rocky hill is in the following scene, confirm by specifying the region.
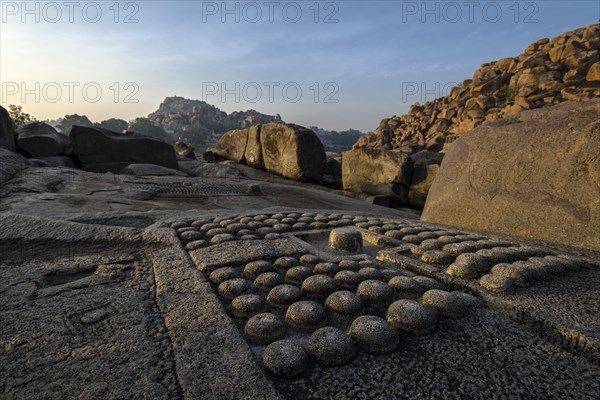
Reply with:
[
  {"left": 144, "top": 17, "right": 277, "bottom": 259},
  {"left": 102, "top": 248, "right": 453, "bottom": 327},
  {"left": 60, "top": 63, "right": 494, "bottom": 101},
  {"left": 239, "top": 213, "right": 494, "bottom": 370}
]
[
  {"left": 148, "top": 96, "right": 364, "bottom": 152},
  {"left": 147, "top": 96, "right": 283, "bottom": 138},
  {"left": 354, "top": 24, "right": 600, "bottom": 152}
]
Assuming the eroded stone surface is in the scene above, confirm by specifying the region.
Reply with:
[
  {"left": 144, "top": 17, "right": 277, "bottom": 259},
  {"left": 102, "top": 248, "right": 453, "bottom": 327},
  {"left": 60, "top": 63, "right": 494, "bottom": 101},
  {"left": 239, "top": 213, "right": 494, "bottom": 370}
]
[{"left": 2, "top": 180, "right": 600, "bottom": 398}]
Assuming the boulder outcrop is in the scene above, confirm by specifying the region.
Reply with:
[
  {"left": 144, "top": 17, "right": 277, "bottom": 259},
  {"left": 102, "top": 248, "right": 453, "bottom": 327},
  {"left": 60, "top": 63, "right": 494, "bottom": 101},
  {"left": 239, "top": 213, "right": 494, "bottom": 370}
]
[
  {"left": 355, "top": 24, "right": 600, "bottom": 152},
  {"left": 70, "top": 125, "right": 178, "bottom": 173},
  {"left": 260, "top": 123, "right": 325, "bottom": 182},
  {"left": 0, "top": 147, "right": 29, "bottom": 184},
  {"left": 0, "top": 105, "right": 16, "bottom": 152},
  {"left": 208, "top": 123, "right": 326, "bottom": 182},
  {"left": 342, "top": 149, "right": 413, "bottom": 204},
  {"left": 422, "top": 99, "right": 600, "bottom": 252},
  {"left": 16, "top": 122, "right": 72, "bottom": 157}
]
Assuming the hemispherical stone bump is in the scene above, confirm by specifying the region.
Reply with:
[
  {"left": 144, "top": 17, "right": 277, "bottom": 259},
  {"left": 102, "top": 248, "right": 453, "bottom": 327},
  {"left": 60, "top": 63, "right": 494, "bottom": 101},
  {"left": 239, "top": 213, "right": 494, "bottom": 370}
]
[
  {"left": 446, "top": 262, "right": 479, "bottom": 279},
  {"left": 349, "top": 315, "right": 399, "bottom": 354},
  {"left": 179, "top": 230, "right": 203, "bottom": 242},
  {"left": 301, "top": 274, "right": 336, "bottom": 298},
  {"left": 490, "top": 263, "right": 533, "bottom": 287},
  {"left": 421, "top": 250, "right": 455, "bottom": 264},
  {"left": 479, "top": 274, "right": 516, "bottom": 295},
  {"left": 513, "top": 260, "right": 554, "bottom": 281},
  {"left": 210, "top": 233, "right": 235, "bottom": 244},
  {"left": 285, "top": 300, "right": 326, "bottom": 332},
  {"left": 262, "top": 340, "right": 309, "bottom": 378},
  {"left": 209, "top": 267, "right": 239, "bottom": 284},
  {"left": 185, "top": 240, "right": 208, "bottom": 251},
  {"left": 218, "top": 278, "right": 252, "bottom": 299},
  {"left": 356, "top": 280, "right": 394, "bottom": 308},
  {"left": 307, "top": 327, "right": 357, "bottom": 366},
  {"left": 285, "top": 266, "right": 313, "bottom": 284},
  {"left": 358, "top": 267, "right": 384, "bottom": 281},
  {"left": 338, "top": 259, "right": 361, "bottom": 271},
  {"left": 334, "top": 270, "right": 363, "bottom": 289},
  {"left": 244, "top": 313, "right": 286, "bottom": 344},
  {"left": 299, "top": 254, "right": 321, "bottom": 266},
  {"left": 328, "top": 228, "right": 363, "bottom": 253},
  {"left": 267, "top": 284, "right": 303, "bottom": 307},
  {"left": 454, "top": 253, "right": 490, "bottom": 272},
  {"left": 274, "top": 257, "right": 300, "bottom": 272},
  {"left": 413, "top": 276, "right": 444, "bottom": 290},
  {"left": 313, "top": 262, "right": 341, "bottom": 277},
  {"left": 388, "top": 276, "right": 425, "bottom": 297},
  {"left": 243, "top": 260, "right": 275, "bottom": 279},
  {"left": 325, "top": 290, "right": 364, "bottom": 319},
  {"left": 421, "top": 289, "right": 468, "bottom": 319},
  {"left": 386, "top": 299, "right": 438, "bottom": 336},
  {"left": 230, "top": 294, "right": 265, "bottom": 318},
  {"left": 254, "top": 272, "right": 285, "bottom": 291}
]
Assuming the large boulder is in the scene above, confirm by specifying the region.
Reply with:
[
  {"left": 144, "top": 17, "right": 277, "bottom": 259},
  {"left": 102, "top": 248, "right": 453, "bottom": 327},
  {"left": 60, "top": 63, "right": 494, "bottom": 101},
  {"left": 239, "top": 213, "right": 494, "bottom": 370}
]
[
  {"left": 342, "top": 149, "right": 413, "bottom": 205},
  {"left": 16, "top": 122, "right": 72, "bottom": 157},
  {"left": 408, "top": 150, "right": 444, "bottom": 210},
  {"left": 0, "top": 148, "right": 28, "bottom": 185},
  {"left": 207, "top": 123, "right": 326, "bottom": 182},
  {"left": 0, "top": 105, "right": 16, "bottom": 152},
  {"left": 422, "top": 99, "right": 600, "bottom": 252},
  {"left": 70, "top": 125, "right": 177, "bottom": 173},
  {"left": 208, "top": 129, "right": 249, "bottom": 163},
  {"left": 243, "top": 125, "right": 264, "bottom": 169},
  {"left": 260, "top": 123, "right": 325, "bottom": 182}
]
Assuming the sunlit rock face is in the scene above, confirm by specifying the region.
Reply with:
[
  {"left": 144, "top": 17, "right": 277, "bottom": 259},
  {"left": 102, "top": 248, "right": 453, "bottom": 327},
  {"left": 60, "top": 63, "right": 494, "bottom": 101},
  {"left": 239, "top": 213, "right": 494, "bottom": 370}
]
[{"left": 354, "top": 24, "right": 600, "bottom": 152}]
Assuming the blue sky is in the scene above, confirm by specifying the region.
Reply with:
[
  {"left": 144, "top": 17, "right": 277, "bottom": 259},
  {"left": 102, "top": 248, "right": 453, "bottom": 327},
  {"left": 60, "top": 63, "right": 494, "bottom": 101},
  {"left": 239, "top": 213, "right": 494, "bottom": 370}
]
[{"left": 1, "top": 1, "right": 598, "bottom": 131}]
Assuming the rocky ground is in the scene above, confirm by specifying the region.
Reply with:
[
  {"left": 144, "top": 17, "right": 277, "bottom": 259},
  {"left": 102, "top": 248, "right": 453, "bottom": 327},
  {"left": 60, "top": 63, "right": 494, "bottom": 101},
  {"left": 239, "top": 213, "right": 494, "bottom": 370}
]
[{"left": 1, "top": 158, "right": 600, "bottom": 399}]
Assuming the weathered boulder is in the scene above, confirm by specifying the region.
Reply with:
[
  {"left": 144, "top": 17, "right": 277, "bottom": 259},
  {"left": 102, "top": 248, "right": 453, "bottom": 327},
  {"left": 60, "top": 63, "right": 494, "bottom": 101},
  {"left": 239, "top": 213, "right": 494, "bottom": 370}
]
[
  {"left": 342, "top": 149, "right": 413, "bottom": 204},
  {"left": 207, "top": 123, "right": 326, "bottom": 182},
  {"left": 324, "top": 155, "right": 342, "bottom": 176},
  {"left": 70, "top": 125, "right": 177, "bottom": 172},
  {"left": 0, "top": 105, "right": 16, "bottom": 152},
  {"left": 243, "top": 125, "right": 264, "bottom": 169},
  {"left": 0, "top": 147, "right": 29, "bottom": 184},
  {"left": 16, "top": 122, "right": 72, "bottom": 157},
  {"left": 408, "top": 151, "right": 444, "bottom": 210},
  {"left": 208, "top": 129, "right": 249, "bottom": 163},
  {"left": 422, "top": 99, "right": 600, "bottom": 252},
  {"left": 260, "top": 123, "right": 325, "bottom": 182}
]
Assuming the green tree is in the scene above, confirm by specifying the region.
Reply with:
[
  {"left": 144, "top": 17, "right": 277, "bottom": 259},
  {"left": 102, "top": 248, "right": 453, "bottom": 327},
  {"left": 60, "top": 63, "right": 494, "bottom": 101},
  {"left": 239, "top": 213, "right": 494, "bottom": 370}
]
[
  {"left": 7, "top": 105, "right": 36, "bottom": 130},
  {"left": 58, "top": 114, "right": 93, "bottom": 134},
  {"left": 128, "top": 118, "right": 172, "bottom": 143},
  {"left": 179, "top": 126, "right": 210, "bottom": 147},
  {"left": 95, "top": 118, "right": 128, "bottom": 133}
]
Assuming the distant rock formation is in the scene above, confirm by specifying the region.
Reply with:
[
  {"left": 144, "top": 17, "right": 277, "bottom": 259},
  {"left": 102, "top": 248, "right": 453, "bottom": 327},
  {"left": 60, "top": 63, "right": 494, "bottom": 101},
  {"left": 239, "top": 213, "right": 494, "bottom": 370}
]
[
  {"left": 422, "top": 98, "right": 600, "bottom": 251},
  {"left": 355, "top": 24, "right": 600, "bottom": 152},
  {"left": 147, "top": 96, "right": 283, "bottom": 138}
]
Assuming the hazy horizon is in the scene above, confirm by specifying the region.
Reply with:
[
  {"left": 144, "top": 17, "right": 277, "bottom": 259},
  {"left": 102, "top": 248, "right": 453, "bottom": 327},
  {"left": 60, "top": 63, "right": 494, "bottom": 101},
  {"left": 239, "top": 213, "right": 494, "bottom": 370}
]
[{"left": 1, "top": 1, "right": 598, "bottom": 132}]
